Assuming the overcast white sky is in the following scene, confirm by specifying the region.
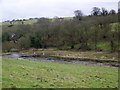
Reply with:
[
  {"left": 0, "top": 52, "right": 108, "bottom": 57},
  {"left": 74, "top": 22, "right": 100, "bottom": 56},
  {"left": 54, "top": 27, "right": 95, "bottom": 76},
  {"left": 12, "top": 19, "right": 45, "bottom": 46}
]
[{"left": 0, "top": 0, "right": 119, "bottom": 21}]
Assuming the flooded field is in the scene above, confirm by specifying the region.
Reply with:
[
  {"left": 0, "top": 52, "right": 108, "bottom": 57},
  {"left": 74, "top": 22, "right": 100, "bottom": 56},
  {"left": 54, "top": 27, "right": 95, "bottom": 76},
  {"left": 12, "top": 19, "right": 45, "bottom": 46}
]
[{"left": 3, "top": 53, "right": 120, "bottom": 67}]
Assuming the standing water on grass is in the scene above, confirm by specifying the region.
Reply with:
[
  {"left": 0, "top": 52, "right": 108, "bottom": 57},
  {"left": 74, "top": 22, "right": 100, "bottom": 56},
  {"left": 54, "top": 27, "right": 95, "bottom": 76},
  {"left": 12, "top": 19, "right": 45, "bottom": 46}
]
[
  {"left": 11, "top": 53, "right": 20, "bottom": 58},
  {"left": 2, "top": 53, "right": 120, "bottom": 67}
]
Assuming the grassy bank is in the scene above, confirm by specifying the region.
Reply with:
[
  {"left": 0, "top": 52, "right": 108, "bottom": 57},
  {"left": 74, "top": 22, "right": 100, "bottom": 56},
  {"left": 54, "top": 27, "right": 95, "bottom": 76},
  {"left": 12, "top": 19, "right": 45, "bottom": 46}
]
[
  {"left": 2, "top": 58, "right": 118, "bottom": 88},
  {"left": 0, "top": 57, "right": 2, "bottom": 89}
]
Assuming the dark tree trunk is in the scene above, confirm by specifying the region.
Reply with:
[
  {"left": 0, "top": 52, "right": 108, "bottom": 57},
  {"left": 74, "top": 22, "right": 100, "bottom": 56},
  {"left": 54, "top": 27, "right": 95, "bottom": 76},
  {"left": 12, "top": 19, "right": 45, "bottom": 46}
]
[{"left": 71, "top": 45, "right": 74, "bottom": 49}]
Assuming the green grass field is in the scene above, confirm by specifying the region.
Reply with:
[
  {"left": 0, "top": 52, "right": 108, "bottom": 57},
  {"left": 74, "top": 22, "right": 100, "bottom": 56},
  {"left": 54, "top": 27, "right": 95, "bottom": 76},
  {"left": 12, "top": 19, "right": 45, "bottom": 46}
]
[
  {"left": 2, "top": 58, "right": 118, "bottom": 88},
  {"left": 2, "top": 19, "right": 37, "bottom": 26},
  {"left": 0, "top": 57, "right": 2, "bottom": 89}
]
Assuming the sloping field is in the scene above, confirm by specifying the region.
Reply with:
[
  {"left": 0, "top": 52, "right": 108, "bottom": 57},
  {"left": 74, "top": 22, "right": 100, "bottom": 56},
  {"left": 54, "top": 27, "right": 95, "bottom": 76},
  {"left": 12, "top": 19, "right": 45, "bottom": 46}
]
[{"left": 2, "top": 58, "right": 118, "bottom": 88}]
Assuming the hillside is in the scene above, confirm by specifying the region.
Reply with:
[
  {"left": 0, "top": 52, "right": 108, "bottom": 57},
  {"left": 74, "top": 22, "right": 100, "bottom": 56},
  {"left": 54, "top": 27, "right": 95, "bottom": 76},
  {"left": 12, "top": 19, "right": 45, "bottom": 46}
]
[
  {"left": 2, "top": 17, "right": 73, "bottom": 26},
  {"left": 2, "top": 14, "right": 119, "bottom": 53},
  {"left": 2, "top": 19, "right": 38, "bottom": 26}
]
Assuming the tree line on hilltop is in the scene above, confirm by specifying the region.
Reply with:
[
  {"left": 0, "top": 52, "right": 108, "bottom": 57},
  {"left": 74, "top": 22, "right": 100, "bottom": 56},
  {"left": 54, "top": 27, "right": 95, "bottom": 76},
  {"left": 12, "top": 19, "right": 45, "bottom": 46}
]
[{"left": 2, "top": 7, "right": 120, "bottom": 52}]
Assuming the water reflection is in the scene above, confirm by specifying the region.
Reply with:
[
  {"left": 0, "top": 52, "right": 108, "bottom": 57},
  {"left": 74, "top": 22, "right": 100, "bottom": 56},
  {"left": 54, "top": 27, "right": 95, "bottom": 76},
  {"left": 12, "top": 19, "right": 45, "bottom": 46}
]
[{"left": 11, "top": 53, "right": 20, "bottom": 58}]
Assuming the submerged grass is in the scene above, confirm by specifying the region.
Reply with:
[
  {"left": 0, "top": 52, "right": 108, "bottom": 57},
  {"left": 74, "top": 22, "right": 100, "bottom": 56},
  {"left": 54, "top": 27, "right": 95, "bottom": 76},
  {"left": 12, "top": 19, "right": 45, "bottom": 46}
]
[{"left": 2, "top": 57, "right": 118, "bottom": 88}]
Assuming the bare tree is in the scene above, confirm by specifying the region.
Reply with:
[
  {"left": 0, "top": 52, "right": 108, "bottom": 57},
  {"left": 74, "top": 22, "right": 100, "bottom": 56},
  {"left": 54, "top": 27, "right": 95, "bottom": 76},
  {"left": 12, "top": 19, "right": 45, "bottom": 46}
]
[
  {"left": 74, "top": 10, "right": 83, "bottom": 20},
  {"left": 109, "top": 9, "right": 116, "bottom": 15},
  {"left": 101, "top": 7, "right": 108, "bottom": 16},
  {"left": 91, "top": 7, "right": 101, "bottom": 16}
]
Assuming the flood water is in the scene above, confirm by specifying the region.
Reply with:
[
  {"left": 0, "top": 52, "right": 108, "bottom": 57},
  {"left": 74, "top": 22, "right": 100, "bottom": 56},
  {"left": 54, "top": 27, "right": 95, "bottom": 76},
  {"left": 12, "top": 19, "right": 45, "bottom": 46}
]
[{"left": 3, "top": 53, "right": 120, "bottom": 67}]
